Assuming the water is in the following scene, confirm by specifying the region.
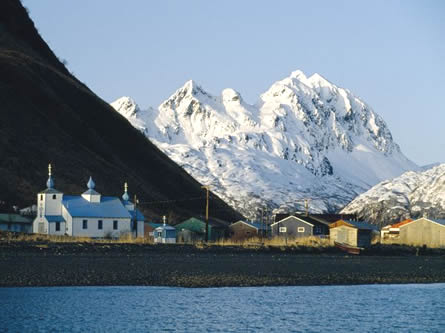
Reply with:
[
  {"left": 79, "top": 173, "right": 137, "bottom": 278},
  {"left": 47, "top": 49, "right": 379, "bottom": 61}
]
[{"left": 0, "top": 284, "right": 444, "bottom": 332}]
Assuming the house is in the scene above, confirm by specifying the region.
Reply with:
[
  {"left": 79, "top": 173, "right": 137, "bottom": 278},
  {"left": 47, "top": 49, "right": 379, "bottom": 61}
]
[
  {"left": 0, "top": 213, "right": 33, "bottom": 233},
  {"left": 396, "top": 218, "right": 445, "bottom": 247},
  {"left": 32, "top": 164, "right": 144, "bottom": 238},
  {"left": 154, "top": 217, "right": 176, "bottom": 243},
  {"left": 175, "top": 217, "right": 227, "bottom": 242},
  {"left": 381, "top": 219, "right": 413, "bottom": 242},
  {"left": 293, "top": 214, "right": 331, "bottom": 236},
  {"left": 271, "top": 215, "right": 316, "bottom": 238},
  {"left": 229, "top": 220, "right": 269, "bottom": 240},
  {"left": 329, "top": 220, "right": 379, "bottom": 247}
]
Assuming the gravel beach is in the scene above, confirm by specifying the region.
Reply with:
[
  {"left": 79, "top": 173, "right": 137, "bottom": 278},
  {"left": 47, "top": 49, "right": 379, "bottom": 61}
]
[{"left": 0, "top": 242, "right": 444, "bottom": 287}]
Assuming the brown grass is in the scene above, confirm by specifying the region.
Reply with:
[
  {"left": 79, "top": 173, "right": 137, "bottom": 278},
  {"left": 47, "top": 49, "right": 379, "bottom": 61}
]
[
  {"left": 194, "top": 236, "right": 333, "bottom": 249},
  {"left": 0, "top": 232, "right": 335, "bottom": 248},
  {"left": 0, "top": 232, "right": 153, "bottom": 244}
]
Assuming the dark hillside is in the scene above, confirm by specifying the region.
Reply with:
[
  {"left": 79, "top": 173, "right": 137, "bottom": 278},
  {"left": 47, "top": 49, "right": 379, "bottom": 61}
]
[{"left": 0, "top": 0, "right": 242, "bottom": 222}]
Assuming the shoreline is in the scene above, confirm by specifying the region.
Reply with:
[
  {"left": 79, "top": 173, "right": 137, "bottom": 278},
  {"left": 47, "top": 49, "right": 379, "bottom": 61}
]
[{"left": 1, "top": 242, "right": 444, "bottom": 288}]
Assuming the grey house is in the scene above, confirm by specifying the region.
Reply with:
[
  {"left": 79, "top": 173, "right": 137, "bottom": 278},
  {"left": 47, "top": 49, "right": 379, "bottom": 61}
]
[{"left": 270, "top": 216, "right": 313, "bottom": 238}]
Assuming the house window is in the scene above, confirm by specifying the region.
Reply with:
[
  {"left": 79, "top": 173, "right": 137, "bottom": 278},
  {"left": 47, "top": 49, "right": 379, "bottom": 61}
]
[
  {"left": 298, "top": 227, "right": 305, "bottom": 233},
  {"left": 314, "top": 226, "right": 322, "bottom": 234},
  {"left": 113, "top": 220, "right": 118, "bottom": 230},
  {"left": 98, "top": 220, "right": 103, "bottom": 230},
  {"left": 52, "top": 194, "right": 57, "bottom": 199},
  {"left": 56, "top": 222, "right": 60, "bottom": 231},
  {"left": 279, "top": 227, "right": 287, "bottom": 233},
  {"left": 83, "top": 220, "right": 88, "bottom": 229}
]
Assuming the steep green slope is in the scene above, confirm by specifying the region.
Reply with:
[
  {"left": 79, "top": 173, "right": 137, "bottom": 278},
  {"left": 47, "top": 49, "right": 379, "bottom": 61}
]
[{"left": 0, "top": 0, "right": 242, "bottom": 222}]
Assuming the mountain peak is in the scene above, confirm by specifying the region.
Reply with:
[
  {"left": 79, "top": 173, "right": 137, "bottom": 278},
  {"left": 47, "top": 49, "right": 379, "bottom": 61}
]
[
  {"left": 289, "top": 69, "right": 308, "bottom": 81},
  {"left": 110, "top": 96, "right": 140, "bottom": 117},
  {"left": 308, "top": 73, "right": 333, "bottom": 87}
]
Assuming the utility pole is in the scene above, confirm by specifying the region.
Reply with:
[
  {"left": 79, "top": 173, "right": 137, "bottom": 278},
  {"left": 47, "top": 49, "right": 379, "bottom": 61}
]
[
  {"left": 133, "top": 194, "right": 138, "bottom": 235},
  {"left": 304, "top": 198, "right": 311, "bottom": 216},
  {"left": 202, "top": 185, "right": 210, "bottom": 242}
]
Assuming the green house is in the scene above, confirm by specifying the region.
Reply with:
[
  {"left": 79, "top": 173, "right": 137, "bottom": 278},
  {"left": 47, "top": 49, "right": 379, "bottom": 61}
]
[{"left": 175, "top": 217, "right": 226, "bottom": 242}]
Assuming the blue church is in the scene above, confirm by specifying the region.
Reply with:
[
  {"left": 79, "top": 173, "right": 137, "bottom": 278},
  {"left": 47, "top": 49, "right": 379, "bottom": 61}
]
[{"left": 33, "top": 164, "right": 145, "bottom": 238}]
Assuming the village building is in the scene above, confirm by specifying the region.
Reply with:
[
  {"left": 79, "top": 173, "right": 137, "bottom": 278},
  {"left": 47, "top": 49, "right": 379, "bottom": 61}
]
[
  {"left": 381, "top": 219, "right": 413, "bottom": 243},
  {"left": 271, "top": 215, "right": 312, "bottom": 238},
  {"left": 0, "top": 213, "right": 33, "bottom": 233},
  {"left": 395, "top": 218, "right": 445, "bottom": 247},
  {"left": 32, "top": 164, "right": 144, "bottom": 238},
  {"left": 175, "top": 217, "right": 227, "bottom": 243},
  {"left": 154, "top": 216, "right": 176, "bottom": 243},
  {"left": 270, "top": 215, "right": 331, "bottom": 238},
  {"left": 329, "top": 220, "right": 379, "bottom": 248},
  {"left": 229, "top": 220, "right": 269, "bottom": 240}
]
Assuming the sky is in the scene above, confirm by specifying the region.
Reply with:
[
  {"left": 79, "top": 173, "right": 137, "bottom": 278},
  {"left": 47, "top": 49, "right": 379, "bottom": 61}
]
[{"left": 22, "top": 0, "right": 445, "bottom": 166}]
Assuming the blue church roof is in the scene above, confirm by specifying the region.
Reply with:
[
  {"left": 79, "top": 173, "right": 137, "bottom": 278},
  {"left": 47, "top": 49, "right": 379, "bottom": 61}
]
[
  {"left": 45, "top": 215, "right": 66, "bottom": 222},
  {"left": 62, "top": 195, "right": 132, "bottom": 218},
  {"left": 129, "top": 209, "right": 145, "bottom": 221}
]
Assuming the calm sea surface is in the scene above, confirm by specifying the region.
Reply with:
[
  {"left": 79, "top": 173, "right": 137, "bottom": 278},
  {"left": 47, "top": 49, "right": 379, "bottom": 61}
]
[{"left": 0, "top": 284, "right": 444, "bottom": 332}]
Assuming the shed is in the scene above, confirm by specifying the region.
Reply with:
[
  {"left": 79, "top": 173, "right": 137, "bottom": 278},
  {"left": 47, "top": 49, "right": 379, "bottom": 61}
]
[
  {"left": 270, "top": 215, "right": 314, "bottom": 238},
  {"left": 397, "top": 218, "right": 445, "bottom": 247},
  {"left": 154, "top": 224, "right": 176, "bottom": 244},
  {"left": 329, "top": 220, "right": 379, "bottom": 248},
  {"left": 229, "top": 220, "right": 269, "bottom": 240},
  {"left": 0, "top": 214, "right": 33, "bottom": 233},
  {"left": 175, "top": 217, "right": 227, "bottom": 242}
]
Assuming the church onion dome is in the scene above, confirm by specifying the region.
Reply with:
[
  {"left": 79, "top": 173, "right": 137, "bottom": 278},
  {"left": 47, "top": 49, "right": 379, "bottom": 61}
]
[
  {"left": 122, "top": 182, "right": 130, "bottom": 202},
  {"left": 87, "top": 176, "right": 96, "bottom": 190},
  {"left": 42, "top": 163, "right": 61, "bottom": 193},
  {"left": 47, "top": 175, "right": 54, "bottom": 189}
]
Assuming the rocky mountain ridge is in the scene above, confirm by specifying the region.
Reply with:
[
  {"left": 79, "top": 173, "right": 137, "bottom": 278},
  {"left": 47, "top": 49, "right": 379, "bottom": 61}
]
[
  {"left": 341, "top": 164, "right": 445, "bottom": 225},
  {"left": 112, "top": 70, "right": 418, "bottom": 217}
]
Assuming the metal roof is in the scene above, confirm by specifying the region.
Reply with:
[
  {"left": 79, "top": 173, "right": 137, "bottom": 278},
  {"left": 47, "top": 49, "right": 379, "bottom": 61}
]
[
  {"left": 344, "top": 220, "right": 379, "bottom": 231},
  {"left": 155, "top": 224, "right": 176, "bottom": 231},
  {"left": 129, "top": 209, "right": 145, "bottom": 221},
  {"left": 62, "top": 195, "right": 131, "bottom": 218},
  {"left": 45, "top": 215, "right": 66, "bottom": 222},
  {"left": 82, "top": 189, "right": 100, "bottom": 196},
  {"left": 40, "top": 188, "right": 62, "bottom": 194},
  {"left": 231, "top": 220, "right": 269, "bottom": 230},
  {"left": 0, "top": 214, "right": 32, "bottom": 224}
]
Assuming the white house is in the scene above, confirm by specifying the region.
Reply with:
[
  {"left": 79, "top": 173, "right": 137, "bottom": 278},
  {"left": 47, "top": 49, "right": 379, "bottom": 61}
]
[{"left": 33, "top": 164, "right": 144, "bottom": 238}]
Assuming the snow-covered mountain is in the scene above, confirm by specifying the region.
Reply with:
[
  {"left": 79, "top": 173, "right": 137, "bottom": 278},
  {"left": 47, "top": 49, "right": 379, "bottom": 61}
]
[
  {"left": 111, "top": 70, "right": 417, "bottom": 218},
  {"left": 341, "top": 164, "right": 445, "bottom": 226}
]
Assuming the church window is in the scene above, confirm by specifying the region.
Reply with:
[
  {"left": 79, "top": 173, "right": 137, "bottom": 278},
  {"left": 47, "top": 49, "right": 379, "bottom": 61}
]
[
  {"left": 40, "top": 194, "right": 43, "bottom": 201},
  {"left": 52, "top": 194, "right": 56, "bottom": 199},
  {"left": 56, "top": 222, "right": 60, "bottom": 231},
  {"left": 98, "top": 220, "right": 103, "bottom": 230},
  {"left": 83, "top": 220, "right": 88, "bottom": 229},
  {"left": 113, "top": 220, "right": 118, "bottom": 230}
]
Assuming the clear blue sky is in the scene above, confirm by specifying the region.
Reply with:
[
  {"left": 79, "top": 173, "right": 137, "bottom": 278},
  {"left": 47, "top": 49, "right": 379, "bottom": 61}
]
[{"left": 22, "top": 0, "right": 444, "bottom": 166}]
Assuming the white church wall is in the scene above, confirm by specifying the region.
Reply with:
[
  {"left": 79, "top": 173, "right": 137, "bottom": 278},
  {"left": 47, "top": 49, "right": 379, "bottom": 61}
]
[
  {"left": 71, "top": 217, "right": 131, "bottom": 238},
  {"left": 44, "top": 193, "right": 62, "bottom": 216}
]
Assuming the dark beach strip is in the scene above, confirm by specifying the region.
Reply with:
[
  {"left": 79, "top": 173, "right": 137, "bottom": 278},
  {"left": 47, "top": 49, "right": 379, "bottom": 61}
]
[{"left": 0, "top": 242, "right": 444, "bottom": 287}]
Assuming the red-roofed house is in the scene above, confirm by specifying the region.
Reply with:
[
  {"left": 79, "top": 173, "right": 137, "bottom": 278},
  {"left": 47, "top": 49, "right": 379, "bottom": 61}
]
[{"left": 381, "top": 219, "right": 413, "bottom": 243}]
